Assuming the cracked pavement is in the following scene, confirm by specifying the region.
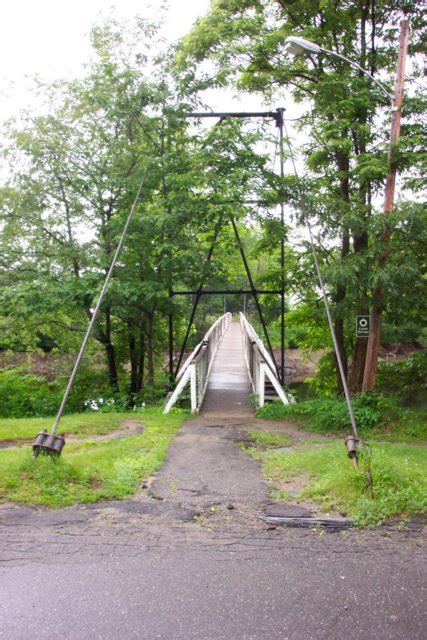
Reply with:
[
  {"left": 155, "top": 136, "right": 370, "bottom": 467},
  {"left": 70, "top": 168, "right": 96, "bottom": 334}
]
[{"left": 0, "top": 417, "right": 425, "bottom": 639}]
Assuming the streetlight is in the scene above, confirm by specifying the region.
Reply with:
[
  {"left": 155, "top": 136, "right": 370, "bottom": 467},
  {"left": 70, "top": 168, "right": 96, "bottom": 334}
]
[
  {"left": 284, "top": 36, "right": 393, "bottom": 100},
  {"left": 284, "top": 24, "right": 410, "bottom": 391}
]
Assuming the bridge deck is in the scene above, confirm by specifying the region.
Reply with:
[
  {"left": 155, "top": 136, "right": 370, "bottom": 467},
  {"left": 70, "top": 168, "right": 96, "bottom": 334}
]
[{"left": 201, "top": 321, "right": 253, "bottom": 416}]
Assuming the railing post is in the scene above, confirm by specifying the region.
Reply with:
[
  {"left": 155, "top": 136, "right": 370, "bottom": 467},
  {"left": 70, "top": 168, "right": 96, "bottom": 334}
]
[
  {"left": 259, "top": 363, "right": 266, "bottom": 407},
  {"left": 164, "top": 311, "right": 233, "bottom": 414},
  {"left": 239, "top": 311, "right": 292, "bottom": 407},
  {"left": 190, "top": 364, "right": 197, "bottom": 413}
]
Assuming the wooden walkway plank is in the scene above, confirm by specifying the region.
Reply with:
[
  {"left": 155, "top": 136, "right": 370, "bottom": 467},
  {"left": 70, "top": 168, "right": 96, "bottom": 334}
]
[{"left": 201, "top": 322, "right": 254, "bottom": 416}]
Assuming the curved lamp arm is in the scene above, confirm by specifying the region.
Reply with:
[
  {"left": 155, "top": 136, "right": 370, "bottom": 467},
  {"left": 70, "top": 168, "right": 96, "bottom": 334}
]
[
  {"left": 284, "top": 36, "right": 393, "bottom": 101},
  {"left": 320, "top": 47, "right": 394, "bottom": 101}
]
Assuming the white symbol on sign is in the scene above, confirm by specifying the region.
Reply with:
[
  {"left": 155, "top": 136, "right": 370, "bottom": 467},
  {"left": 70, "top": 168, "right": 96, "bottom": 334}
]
[{"left": 359, "top": 319, "right": 368, "bottom": 327}]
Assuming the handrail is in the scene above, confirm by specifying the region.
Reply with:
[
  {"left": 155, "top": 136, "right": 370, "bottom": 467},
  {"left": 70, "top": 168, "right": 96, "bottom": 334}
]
[
  {"left": 175, "top": 340, "right": 203, "bottom": 382},
  {"left": 239, "top": 312, "right": 294, "bottom": 407},
  {"left": 239, "top": 312, "right": 278, "bottom": 379},
  {"left": 164, "top": 312, "right": 232, "bottom": 413}
]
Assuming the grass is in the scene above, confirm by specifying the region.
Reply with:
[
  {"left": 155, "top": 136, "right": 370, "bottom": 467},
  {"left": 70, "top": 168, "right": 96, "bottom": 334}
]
[
  {"left": 0, "top": 412, "right": 137, "bottom": 442},
  {"left": 367, "top": 407, "right": 427, "bottom": 443},
  {"left": 247, "top": 440, "right": 427, "bottom": 527},
  {"left": 257, "top": 396, "right": 427, "bottom": 443},
  {"left": 0, "top": 408, "right": 188, "bottom": 507},
  {"left": 254, "top": 393, "right": 426, "bottom": 526}
]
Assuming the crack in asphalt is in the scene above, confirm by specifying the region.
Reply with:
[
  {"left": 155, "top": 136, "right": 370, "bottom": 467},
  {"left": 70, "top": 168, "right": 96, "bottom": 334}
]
[{"left": 0, "top": 417, "right": 425, "bottom": 571}]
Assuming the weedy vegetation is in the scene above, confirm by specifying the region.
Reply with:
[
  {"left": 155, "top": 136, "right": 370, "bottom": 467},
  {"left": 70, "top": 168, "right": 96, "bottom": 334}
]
[
  {"left": 0, "top": 408, "right": 188, "bottom": 507},
  {"left": 247, "top": 440, "right": 426, "bottom": 527}
]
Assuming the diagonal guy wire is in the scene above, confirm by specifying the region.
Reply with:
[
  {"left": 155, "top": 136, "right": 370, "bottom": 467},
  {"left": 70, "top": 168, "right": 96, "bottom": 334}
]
[
  {"left": 50, "top": 165, "right": 150, "bottom": 435},
  {"left": 282, "top": 120, "right": 359, "bottom": 439}
]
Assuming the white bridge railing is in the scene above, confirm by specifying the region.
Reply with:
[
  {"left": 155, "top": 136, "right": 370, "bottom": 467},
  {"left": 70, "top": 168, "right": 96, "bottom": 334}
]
[
  {"left": 239, "top": 312, "right": 294, "bottom": 407},
  {"left": 164, "top": 312, "right": 232, "bottom": 414}
]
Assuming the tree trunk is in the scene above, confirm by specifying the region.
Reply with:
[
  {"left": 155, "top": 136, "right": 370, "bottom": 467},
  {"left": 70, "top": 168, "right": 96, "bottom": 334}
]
[
  {"left": 349, "top": 231, "right": 369, "bottom": 393},
  {"left": 333, "top": 149, "right": 350, "bottom": 394},
  {"left": 85, "top": 308, "right": 119, "bottom": 393},
  {"left": 334, "top": 315, "right": 347, "bottom": 395},
  {"left": 146, "top": 311, "right": 155, "bottom": 387},
  {"left": 103, "top": 307, "right": 119, "bottom": 391},
  {"left": 362, "top": 20, "right": 409, "bottom": 391},
  {"left": 128, "top": 324, "right": 139, "bottom": 395},
  {"left": 349, "top": 335, "right": 368, "bottom": 393},
  {"left": 105, "top": 342, "right": 119, "bottom": 391},
  {"left": 137, "top": 323, "right": 145, "bottom": 392}
]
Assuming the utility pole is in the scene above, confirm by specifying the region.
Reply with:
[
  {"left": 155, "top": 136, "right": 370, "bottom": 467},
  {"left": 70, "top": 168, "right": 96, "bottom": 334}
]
[
  {"left": 362, "top": 19, "right": 410, "bottom": 391},
  {"left": 277, "top": 108, "right": 286, "bottom": 386}
]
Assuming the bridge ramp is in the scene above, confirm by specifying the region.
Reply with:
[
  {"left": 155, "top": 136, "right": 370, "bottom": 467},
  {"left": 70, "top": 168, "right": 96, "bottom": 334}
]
[{"left": 201, "top": 321, "right": 253, "bottom": 416}]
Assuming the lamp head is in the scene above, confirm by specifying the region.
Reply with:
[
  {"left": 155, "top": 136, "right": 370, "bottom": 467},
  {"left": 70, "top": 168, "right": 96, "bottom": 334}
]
[{"left": 284, "top": 36, "right": 321, "bottom": 57}]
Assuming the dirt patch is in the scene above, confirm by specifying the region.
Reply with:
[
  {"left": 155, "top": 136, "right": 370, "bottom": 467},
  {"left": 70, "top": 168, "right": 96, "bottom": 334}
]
[
  {"left": 0, "top": 438, "right": 33, "bottom": 449},
  {"left": 272, "top": 348, "right": 326, "bottom": 384},
  {"left": 58, "top": 419, "right": 146, "bottom": 444},
  {"left": 269, "top": 474, "right": 347, "bottom": 521},
  {"left": 273, "top": 472, "right": 311, "bottom": 499},
  {"left": 243, "top": 418, "right": 337, "bottom": 442},
  {"left": 379, "top": 342, "right": 424, "bottom": 360},
  {"left": 0, "top": 419, "right": 145, "bottom": 450}
]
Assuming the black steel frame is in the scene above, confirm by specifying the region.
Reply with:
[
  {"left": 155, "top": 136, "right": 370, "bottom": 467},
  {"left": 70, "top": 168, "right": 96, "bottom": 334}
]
[{"left": 168, "top": 108, "right": 287, "bottom": 385}]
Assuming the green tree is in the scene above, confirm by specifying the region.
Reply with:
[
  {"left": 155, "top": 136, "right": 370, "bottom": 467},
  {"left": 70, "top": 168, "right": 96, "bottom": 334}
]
[
  {"left": 177, "top": 0, "right": 426, "bottom": 393},
  {"left": 0, "top": 15, "right": 278, "bottom": 406}
]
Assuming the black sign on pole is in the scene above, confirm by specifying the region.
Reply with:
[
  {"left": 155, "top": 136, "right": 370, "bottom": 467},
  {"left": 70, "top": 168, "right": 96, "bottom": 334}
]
[{"left": 356, "top": 315, "right": 370, "bottom": 337}]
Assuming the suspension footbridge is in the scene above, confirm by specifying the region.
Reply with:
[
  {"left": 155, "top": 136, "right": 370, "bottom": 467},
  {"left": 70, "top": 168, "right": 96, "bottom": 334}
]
[{"left": 164, "top": 313, "right": 292, "bottom": 415}]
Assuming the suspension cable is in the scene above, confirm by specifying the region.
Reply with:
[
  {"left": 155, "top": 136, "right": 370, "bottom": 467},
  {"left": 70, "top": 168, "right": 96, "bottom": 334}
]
[
  {"left": 282, "top": 120, "right": 359, "bottom": 440},
  {"left": 50, "top": 164, "right": 150, "bottom": 435}
]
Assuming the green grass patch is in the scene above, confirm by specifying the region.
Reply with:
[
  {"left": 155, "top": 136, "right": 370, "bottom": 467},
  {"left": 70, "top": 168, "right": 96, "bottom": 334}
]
[
  {"left": 257, "top": 394, "right": 427, "bottom": 443},
  {"left": 0, "top": 412, "right": 135, "bottom": 442},
  {"left": 247, "top": 429, "right": 293, "bottom": 450},
  {"left": 250, "top": 441, "right": 427, "bottom": 527},
  {"left": 367, "top": 407, "right": 427, "bottom": 443},
  {"left": 0, "top": 408, "right": 188, "bottom": 507}
]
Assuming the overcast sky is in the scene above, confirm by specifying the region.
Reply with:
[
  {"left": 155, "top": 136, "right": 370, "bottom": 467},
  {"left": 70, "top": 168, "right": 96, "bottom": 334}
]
[
  {"left": 0, "top": 0, "right": 302, "bottom": 201},
  {"left": 0, "top": 1, "right": 209, "bottom": 77},
  {"left": 0, "top": 2, "right": 205, "bottom": 116},
  {"left": 0, "top": 0, "right": 286, "bottom": 119}
]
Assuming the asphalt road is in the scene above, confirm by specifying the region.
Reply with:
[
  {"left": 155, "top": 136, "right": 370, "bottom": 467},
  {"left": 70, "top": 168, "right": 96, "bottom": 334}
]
[
  {"left": 1, "top": 417, "right": 425, "bottom": 639},
  {"left": 1, "top": 524, "right": 425, "bottom": 640}
]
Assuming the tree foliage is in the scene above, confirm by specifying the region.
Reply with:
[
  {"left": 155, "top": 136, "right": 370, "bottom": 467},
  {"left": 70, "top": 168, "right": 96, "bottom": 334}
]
[
  {"left": 0, "top": 4, "right": 425, "bottom": 417},
  {"left": 0, "top": 15, "right": 281, "bottom": 409},
  {"left": 177, "top": 0, "right": 426, "bottom": 392}
]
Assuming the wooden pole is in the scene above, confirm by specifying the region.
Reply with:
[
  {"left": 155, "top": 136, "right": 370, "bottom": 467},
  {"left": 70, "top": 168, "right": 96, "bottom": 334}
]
[
  {"left": 277, "top": 108, "right": 286, "bottom": 386},
  {"left": 362, "top": 19, "right": 410, "bottom": 391}
]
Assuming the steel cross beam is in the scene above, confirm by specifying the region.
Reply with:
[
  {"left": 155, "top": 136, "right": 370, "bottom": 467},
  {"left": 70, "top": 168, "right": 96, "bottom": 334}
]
[
  {"left": 169, "top": 108, "right": 287, "bottom": 385},
  {"left": 171, "top": 289, "right": 284, "bottom": 296},
  {"left": 186, "top": 111, "right": 281, "bottom": 122}
]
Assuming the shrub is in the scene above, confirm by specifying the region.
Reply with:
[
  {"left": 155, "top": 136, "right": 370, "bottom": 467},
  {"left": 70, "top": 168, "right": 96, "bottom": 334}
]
[
  {"left": 376, "top": 350, "right": 427, "bottom": 403},
  {"left": 305, "top": 351, "right": 337, "bottom": 398},
  {"left": 0, "top": 369, "right": 64, "bottom": 418},
  {"left": 0, "top": 366, "right": 112, "bottom": 418},
  {"left": 258, "top": 390, "right": 426, "bottom": 442},
  {"left": 258, "top": 393, "right": 381, "bottom": 434}
]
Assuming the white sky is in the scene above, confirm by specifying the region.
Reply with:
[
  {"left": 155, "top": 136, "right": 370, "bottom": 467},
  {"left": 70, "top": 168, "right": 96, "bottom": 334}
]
[
  {"left": 0, "top": 1, "right": 209, "bottom": 78},
  {"left": 0, "top": 1, "right": 205, "bottom": 118},
  {"left": 0, "top": 0, "right": 289, "bottom": 120},
  {"left": 0, "top": 0, "right": 303, "bottom": 232}
]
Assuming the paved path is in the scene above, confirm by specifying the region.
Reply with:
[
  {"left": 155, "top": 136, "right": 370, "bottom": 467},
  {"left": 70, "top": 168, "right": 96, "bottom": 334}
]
[
  {"left": 150, "top": 419, "right": 269, "bottom": 517},
  {"left": 1, "top": 415, "right": 426, "bottom": 639},
  {"left": 201, "top": 321, "right": 253, "bottom": 416}
]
